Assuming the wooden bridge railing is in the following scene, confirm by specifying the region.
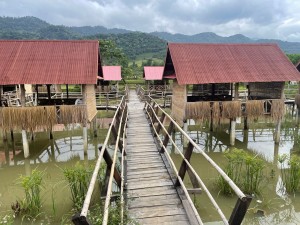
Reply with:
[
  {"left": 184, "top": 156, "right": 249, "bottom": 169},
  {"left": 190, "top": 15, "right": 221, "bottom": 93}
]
[
  {"left": 143, "top": 96, "right": 252, "bottom": 225},
  {"left": 72, "top": 96, "right": 128, "bottom": 225},
  {"left": 136, "top": 85, "right": 172, "bottom": 107}
]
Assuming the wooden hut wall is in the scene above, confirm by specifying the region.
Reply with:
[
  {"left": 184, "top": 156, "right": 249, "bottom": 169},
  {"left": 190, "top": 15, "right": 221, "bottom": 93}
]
[
  {"left": 248, "top": 82, "right": 284, "bottom": 99},
  {"left": 85, "top": 84, "right": 97, "bottom": 122},
  {"left": 171, "top": 80, "right": 186, "bottom": 126}
]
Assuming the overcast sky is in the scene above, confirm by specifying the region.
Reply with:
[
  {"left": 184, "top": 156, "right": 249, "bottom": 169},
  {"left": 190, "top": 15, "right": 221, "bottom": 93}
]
[{"left": 1, "top": 0, "right": 300, "bottom": 42}]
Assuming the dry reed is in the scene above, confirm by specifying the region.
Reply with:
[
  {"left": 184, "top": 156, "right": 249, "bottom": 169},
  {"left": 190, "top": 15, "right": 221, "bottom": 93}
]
[
  {"left": 60, "top": 105, "right": 87, "bottom": 125},
  {"left": 212, "top": 102, "right": 221, "bottom": 120},
  {"left": 245, "top": 100, "right": 265, "bottom": 121},
  {"left": 185, "top": 102, "right": 211, "bottom": 124},
  {"left": 271, "top": 99, "right": 285, "bottom": 121},
  {"left": 0, "top": 106, "right": 58, "bottom": 131},
  {"left": 221, "top": 101, "right": 241, "bottom": 119}
]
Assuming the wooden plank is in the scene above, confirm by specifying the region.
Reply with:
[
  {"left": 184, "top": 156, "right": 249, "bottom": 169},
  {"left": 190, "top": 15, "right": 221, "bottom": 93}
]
[
  {"left": 128, "top": 195, "right": 181, "bottom": 209},
  {"left": 138, "top": 215, "right": 189, "bottom": 225},
  {"left": 126, "top": 172, "right": 170, "bottom": 181},
  {"left": 127, "top": 181, "right": 173, "bottom": 190},
  {"left": 129, "top": 205, "right": 186, "bottom": 219},
  {"left": 127, "top": 188, "right": 177, "bottom": 199}
]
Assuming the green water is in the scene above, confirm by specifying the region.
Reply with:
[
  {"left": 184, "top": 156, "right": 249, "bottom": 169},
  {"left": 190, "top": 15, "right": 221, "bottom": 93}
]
[
  {"left": 0, "top": 128, "right": 106, "bottom": 225},
  {"left": 168, "top": 116, "right": 300, "bottom": 225},
  {"left": 1, "top": 114, "right": 300, "bottom": 224}
]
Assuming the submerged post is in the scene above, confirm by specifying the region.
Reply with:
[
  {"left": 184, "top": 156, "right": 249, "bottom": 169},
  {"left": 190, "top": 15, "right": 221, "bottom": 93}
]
[
  {"left": 20, "top": 84, "right": 30, "bottom": 158},
  {"left": 274, "top": 120, "right": 281, "bottom": 144},
  {"left": 230, "top": 119, "right": 236, "bottom": 146}
]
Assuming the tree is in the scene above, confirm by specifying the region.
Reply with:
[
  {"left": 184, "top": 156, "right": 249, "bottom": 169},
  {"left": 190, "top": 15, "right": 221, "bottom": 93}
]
[
  {"left": 287, "top": 54, "right": 300, "bottom": 65},
  {"left": 99, "top": 39, "right": 133, "bottom": 78}
]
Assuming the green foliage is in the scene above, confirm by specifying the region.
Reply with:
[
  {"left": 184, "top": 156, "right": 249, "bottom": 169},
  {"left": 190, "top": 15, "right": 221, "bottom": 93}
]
[
  {"left": 90, "top": 32, "right": 167, "bottom": 60},
  {"left": 287, "top": 54, "right": 300, "bottom": 65},
  {"left": 17, "top": 169, "right": 44, "bottom": 217},
  {"left": 88, "top": 200, "right": 138, "bottom": 225},
  {"left": 38, "top": 25, "right": 79, "bottom": 40},
  {"left": 63, "top": 163, "right": 94, "bottom": 210},
  {"left": 217, "top": 149, "right": 265, "bottom": 195},
  {"left": 278, "top": 154, "right": 300, "bottom": 193}
]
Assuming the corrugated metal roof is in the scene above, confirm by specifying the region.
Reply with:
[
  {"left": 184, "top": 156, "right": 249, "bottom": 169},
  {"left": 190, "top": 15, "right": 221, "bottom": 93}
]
[
  {"left": 143, "top": 66, "right": 164, "bottom": 80},
  {"left": 165, "top": 43, "right": 300, "bottom": 85},
  {"left": 0, "top": 40, "right": 99, "bottom": 85},
  {"left": 102, "top": 66, "right": 122, "bottom": 81}
]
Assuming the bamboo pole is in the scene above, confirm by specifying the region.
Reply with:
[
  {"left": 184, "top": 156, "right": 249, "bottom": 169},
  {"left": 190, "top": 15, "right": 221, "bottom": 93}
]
[
  {"left": 79, "top": 97, "right": 125, "bottom": 218},
  {"left": 146, "top": 97, "right": 247, "bottom": 200},
  {"left": 230, "top": 119, "right": 236, "bottom": 146}
]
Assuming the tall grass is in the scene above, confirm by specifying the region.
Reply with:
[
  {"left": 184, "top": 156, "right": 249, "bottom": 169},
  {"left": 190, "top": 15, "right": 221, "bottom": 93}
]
[
  {"left": 63, "top": 163, "right": 93, "bottom": 210},
  {"left": 278, "top": 154, "right": 300, "bottom": 193},
  {"left": 217, "top": 148, "right": 265, "bottom": 195},
  {"left": 17, "top": 169, "right": 44, "bottom": 217}
]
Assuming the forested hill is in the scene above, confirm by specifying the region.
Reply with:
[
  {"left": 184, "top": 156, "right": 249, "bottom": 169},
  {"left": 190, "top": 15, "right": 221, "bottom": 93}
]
[
  {"left": 87, "top": 32, "right": 166, "bottom": 60},
  {"left": 1, "top": 16, "right": 300, "bottom": 58},
  {"left": 151, "top": 32, "right": 300, "bottom": 54}
]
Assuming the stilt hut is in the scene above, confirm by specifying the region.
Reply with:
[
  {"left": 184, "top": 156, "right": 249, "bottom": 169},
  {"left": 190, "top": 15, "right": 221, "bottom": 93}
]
[
  {"left": 97, "top": 66, "right": 122, "bottom": 93},
  {"left": 162, "top": 43, "right": 300, "bottom": 145},
  {"left": 143, "top": 66, "right": 168, "bottom": 91},
  {"left": 0, "top": 40, "right": 100, "bottom": 157}
]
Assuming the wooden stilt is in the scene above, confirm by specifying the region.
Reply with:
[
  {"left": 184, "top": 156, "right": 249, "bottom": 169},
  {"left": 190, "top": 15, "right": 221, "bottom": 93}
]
[
  {"left": 83, "top": 125, "right": 88, "bottom": 155},
  {"left": 244, "top": 117, "right": 248, "bottom": 130},
  {"left": 183, "top": 120, "right": 188, "bottom": 147},
  {"left": 230, "top": 119, "right": 236, "bottom": 146},
  {"left": 22, "top": 130, "right": 29, "bottom": 158},
  {"left": 274, "top": 120, "right": 281, "bottom": 144}
]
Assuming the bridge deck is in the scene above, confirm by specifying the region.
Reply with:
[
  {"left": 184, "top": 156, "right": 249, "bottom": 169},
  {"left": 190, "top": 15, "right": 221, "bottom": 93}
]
[{"left": 126, "top": 90, "right": 190, "bottom": 225}]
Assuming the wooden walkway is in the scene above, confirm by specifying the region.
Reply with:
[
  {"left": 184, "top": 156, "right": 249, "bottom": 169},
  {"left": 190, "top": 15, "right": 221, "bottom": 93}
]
[{"left": 126, "top": 90, "right": 191, "bottom": 225}]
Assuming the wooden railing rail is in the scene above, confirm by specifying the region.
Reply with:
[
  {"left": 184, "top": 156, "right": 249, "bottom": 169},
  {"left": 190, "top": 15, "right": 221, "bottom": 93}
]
[
  {"left": 72, "top": 96, "right": 128, "bottom": 225},
  {"left": 144, "top": 96, "right": 251, "bottom": 225}
]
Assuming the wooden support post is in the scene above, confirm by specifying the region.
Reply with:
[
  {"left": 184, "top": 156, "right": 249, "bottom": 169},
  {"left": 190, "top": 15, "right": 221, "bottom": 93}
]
[
  {"left": 152, "top": 105, "right": 159, "bottom": 124},
  {"left": 230, "top": 119, "right": 236, "bottom": 146},
  {"left": 20, "top": 84, "right": 30, "bottom": 158},
  {"left": 83, "top": 125, "right": 88, "bottom": 155},
  {"left": 154, "top": 113, "right": 165, "bottom": 137},
  {"left": 35, "top": 84, "right": 39, "bottom": 106},
  {"left": 229, "top": 196, "right": 252, "bottom": 225},
  {"left": 66, "top": 84, "right": 69, "bottom": 99},
  {"left": 101, "top": 147, "right": 122, "bottom": 193},
  {"left": 46, "top": 84, "right": 51, "bottom": 104},
  {"left": 20, "top": 84, "right": 26, "bottom": 106},
  {"left": 175, "top": 141, "right": 194, "bottom": 186},
  {"left": 111, "top": 124, "right": 124, "bottom": 151},
  {"left": 0, "top": 85, "right": 2, "bottom": 106},
  {"left": 234, "top": 82, "right": 239, "bottom": 100},
  {"left": 22, "top": 130, "right": 29, "bottom": 158},
  {"left": 93, "top": 117, "right": 97, "bottom": 137},
  {"left": 10, "top": 130, "right": 14, "bottom": 142},
  {"left": 72, "top": 214, "right": 92, "bottom": 225},
  {"left": 183, "top": 120, "right": 188, "bottom": 148},
  {"left": 161, "top": 121, "right": 174, "bottom": 153},
  {"left": 243, "top": 116, "right": 248, "bottom": 130},
  {"left": 274, "top": 119, "right": 281, "bottom": 144}
]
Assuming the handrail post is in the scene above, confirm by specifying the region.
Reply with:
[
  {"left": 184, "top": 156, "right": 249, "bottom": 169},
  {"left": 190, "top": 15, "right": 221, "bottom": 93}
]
[
  {"left": 229, "top": 196, "right": 252, "bottom": 225},
  {"left": 160, "top": 121, "right": 174, "bottom": 153},
  {"left": 175, "top": 140, "right": 194, "bottom": 186},
  {"left": 72, "top": 214, "right": 91, "bottom": 225},
  {"left": 154, "top": 113, "right": 165, "bottom": 137}
]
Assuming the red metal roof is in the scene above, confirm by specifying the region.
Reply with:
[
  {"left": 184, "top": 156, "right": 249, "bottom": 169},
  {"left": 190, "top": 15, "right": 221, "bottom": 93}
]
[
  {"left": 143, "top": 66, "right": 164, "bottom": 80},
  {"left": 165, "top": 43, "right": 300, "bottom": 85},
  {"left": 0, "top": 40, "right": 99, "bottom": 85},
  {"left": 102, "top": 66, "right": 121, "bottom": 81}
]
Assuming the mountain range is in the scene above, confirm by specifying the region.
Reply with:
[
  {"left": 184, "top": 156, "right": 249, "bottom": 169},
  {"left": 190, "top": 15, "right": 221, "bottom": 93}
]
[{"left": 1, "top": 16, "right": 300, "bottom": 59}]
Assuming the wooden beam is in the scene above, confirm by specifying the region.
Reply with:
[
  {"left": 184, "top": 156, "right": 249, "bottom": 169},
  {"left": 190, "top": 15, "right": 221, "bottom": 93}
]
[
  {"left": 229, "top": 196, "right": 252, "bottom": 225},
  {"left": 175, "top": 141, "right": 194, "bottom": 186},
  {"left": 160, "top": 121, "right": 174, "bottom": 153}
]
